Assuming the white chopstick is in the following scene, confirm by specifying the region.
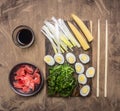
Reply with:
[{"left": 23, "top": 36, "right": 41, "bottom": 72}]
[
  {"left": 104, "top": 20, "right": 108, "bottom": 97},
  {"left": 90, "top": 20, "right": 93, "bottom": 34},
  {"left": 97, "top": 19, "right": 100, "bottom": 97}
]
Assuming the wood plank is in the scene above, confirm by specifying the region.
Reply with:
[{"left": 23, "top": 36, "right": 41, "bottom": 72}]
[{"left": 0, "top": 0, "right": 120, "bottom": 111}]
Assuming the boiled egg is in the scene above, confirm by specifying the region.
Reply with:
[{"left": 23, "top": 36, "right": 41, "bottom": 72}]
[
  {"left": 66, "top": 53, "right": 76, "bottom": 64},
  {"left": 44, "top": 55, "right": 55, "bottom": 66},
  {"left": 75, "top": 63, "right": 84, "bottom": 74},
  {"left": 79, "top": 54, "right": 90, "bottom": 64},
  {"left": 86, "top": 67, "right": 95, "bottom": 78},
  {"left": 80, "top": 85, "right": 90, "bottom": 97},
  {"left": 54, "top": 53, "right": 64, "bottom": 64},
  {"left": 78, "top": 74, "right": 87, "bottom": 85}
]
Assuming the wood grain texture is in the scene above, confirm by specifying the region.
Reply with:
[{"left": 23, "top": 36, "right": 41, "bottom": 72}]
[{"left": 0, "top": 0, "right": 120, "bottom": 111}]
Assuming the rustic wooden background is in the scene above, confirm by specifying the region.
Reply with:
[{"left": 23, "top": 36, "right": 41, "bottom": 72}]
[{"left": 0, "top": 0, "right": 120, "bottom": 111}]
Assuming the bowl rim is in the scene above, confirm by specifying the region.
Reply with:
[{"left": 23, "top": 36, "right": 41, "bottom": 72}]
[
  {"left": 9, "top": 62, "right": 44, "bottom": 97},
  {"left": 12, "top": 25, "right": 35, "bottom": 49}
]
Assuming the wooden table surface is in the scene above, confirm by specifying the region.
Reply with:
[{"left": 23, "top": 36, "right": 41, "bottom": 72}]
[{"left": 0, "top": 0, "right": 120, "bottom": 111}]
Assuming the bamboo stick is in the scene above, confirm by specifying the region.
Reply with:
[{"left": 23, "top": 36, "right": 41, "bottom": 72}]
[
  {"left": 104, "top": 20, "right": 108, "bottom": 97},
  {"left": 97, "top": 19, "right": 100, "bottom": 97}
]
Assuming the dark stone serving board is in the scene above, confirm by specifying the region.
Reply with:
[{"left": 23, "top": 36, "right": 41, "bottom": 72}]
[{"left": 45, "top": 21, "right": 93, "bottom": 97}]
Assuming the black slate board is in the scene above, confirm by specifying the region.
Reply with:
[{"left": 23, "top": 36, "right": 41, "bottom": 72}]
[{"left": 45, "top": 21, "right": 93, "bottom": 97}]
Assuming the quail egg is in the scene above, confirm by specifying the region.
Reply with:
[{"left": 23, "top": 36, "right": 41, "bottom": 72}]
[
  {"left": 75, "top": 63, "right": 84, "bottom": 74},
  {"left": 79, "top": 54, "right": 90, "bottom": 64},
  {"left": 54, "top": 53, "right": 64, "bottom": 64},
  {"left": 44, "top": 55, "right": 55, "bottom": 66},
  {"left": 80, "top": 85, "right": 90, "bottom": 97},
  {"left": 66, "top": 52, "right": 76, "bottom": 64},
  {"left": 78, "top": 74, "right": 87, "bottom": 85},
  {"left": 86, "top": 67, "right": 95, "bottom": 78}
]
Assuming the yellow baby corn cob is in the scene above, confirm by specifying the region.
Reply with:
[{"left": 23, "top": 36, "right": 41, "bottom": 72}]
[
  {"left": 71, "top": 14, "right": 93, "bottom": 42},
  {"left": 67, "top": 21, "right": 90, "bottom": 50}
]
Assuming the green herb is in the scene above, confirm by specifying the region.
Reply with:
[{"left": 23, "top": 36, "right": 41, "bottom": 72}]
[{"left": 47, "top": 63, "right": 76, "bottom": 97}]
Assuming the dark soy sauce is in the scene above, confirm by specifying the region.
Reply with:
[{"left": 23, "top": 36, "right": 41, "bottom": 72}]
[{"left": 17, "top": 29, "right": 33, "bottom": 45}]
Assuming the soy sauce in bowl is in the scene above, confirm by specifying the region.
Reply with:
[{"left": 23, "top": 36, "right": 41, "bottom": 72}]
[
  {"left": 12, "top": 25, "right": 35, "bottom": 48},
  {"left": 17, "top": 29, "right": 33, "bottom": 45}
]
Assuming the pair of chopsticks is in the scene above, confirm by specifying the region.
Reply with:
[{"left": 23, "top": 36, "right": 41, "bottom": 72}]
[{"left": 96, "top": 19, "right": 108, "bottom": 97}]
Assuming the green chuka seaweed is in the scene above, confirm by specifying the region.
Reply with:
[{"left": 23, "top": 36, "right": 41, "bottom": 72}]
[{"left": 47, "top": 63, "right": 76, "bottom": 97}]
